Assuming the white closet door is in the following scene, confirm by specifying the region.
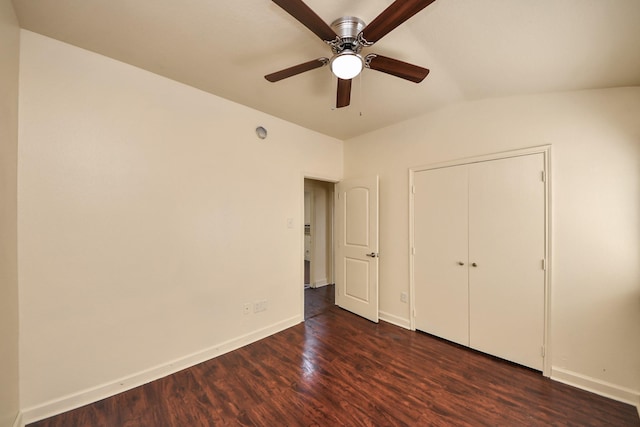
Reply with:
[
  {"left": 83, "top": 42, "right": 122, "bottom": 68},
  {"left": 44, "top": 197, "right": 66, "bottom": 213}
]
[
  {"left": 414, "top": 166, "right": 469, "bottom": 346},
  {"left": 468, "top": 154, "right": 545, "bottom": 370}
]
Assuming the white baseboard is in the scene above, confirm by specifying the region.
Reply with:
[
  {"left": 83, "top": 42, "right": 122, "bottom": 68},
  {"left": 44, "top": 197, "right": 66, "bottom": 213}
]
[
  {"left": 22, "top": 316, "right": 300, "bottom": 424},
  {"left": 379, "top": 311, "right": 411, "bottom": 330},
  {"left": 551, "top": 367, "right": 640, "bottom": 411},
  {"left": 312, "top": 278, "right": 328, "bottom": 288},
  {"left": 12, "top": 411, "right": 23, "bottom": 427}
]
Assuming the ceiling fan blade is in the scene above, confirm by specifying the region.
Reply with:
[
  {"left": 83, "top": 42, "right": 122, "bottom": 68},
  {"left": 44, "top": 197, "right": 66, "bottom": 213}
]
[
  {"left": 360, "top": 0, "right": 436, "bottom": 45},
  {"left": 272, "top": 0, "right": 338, "bottom": 42},
  {"left": 265, "top": 58, "right": 329, "bottom": 82},
  {"left": 336, "top": 78, "right": 352, "bottom": 108},
  {"left": 366, "top": 54, "right": 430, "bottom": 83}
]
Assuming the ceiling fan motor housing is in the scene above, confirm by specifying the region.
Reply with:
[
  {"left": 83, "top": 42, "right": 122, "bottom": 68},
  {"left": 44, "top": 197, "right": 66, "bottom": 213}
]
[{"left": 329, "top": 16, "right": 366, "bottom": 54}]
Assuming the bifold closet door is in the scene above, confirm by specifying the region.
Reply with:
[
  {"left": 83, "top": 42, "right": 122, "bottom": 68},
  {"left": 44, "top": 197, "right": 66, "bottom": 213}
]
[
  {"left": 468, "top": 154, "right": 545, "bottom": 370},
  {"left": 413, "top": 153, "right": 546, "bottom": 371},
  {"left": 414, "top": 165, "right": 469, "bottom": 346}
]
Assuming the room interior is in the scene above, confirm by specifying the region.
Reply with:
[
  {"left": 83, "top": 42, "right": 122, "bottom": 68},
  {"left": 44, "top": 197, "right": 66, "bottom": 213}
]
[{"left": 1, "top": 0, "right": 639, "bottom": 426}]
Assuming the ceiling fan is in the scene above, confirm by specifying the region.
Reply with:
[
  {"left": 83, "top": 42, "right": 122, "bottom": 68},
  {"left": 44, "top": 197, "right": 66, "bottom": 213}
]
[{"left": 265, "top": 0, "right": 436, "bottom": 108}]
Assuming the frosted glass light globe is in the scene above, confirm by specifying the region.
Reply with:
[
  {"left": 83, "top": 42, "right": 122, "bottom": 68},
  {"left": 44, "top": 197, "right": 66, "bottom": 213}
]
[{"left": 330, "top": 51, "right": 363, "bottom": 80}]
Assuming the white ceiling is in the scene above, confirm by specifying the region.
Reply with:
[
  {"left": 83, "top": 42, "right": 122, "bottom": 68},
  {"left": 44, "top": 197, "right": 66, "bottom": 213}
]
[{"left": 12, "top": 0, "right": 640, "bottom": 140}]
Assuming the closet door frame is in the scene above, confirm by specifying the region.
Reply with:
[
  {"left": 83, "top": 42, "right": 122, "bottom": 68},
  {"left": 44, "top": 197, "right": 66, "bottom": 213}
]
[{"left": 409, "top": 145, "right": 552, "bottom": 377}]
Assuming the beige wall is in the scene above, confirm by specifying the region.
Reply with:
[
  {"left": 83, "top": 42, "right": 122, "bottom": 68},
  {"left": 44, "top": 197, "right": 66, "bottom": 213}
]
[
  {"left": 0, "top": 1, "right": 20, "bottom": 426},
  {"left": 18, "top": 30, "right": 342, "bottom": 419},
  {"left": 345, "top": 88, "right": 640, "bottom": 404}
]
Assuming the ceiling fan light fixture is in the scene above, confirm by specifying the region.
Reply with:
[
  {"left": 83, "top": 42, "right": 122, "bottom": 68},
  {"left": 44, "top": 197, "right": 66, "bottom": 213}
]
[
  {"left": 330, "top": 51, "right": 363, "bottom": 80},
  {"left": 265, "top": 3, "right": 434, "bottom": 109}
]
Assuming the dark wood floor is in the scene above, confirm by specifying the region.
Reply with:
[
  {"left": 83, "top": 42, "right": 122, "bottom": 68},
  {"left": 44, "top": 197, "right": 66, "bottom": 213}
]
[
  {"left": 30, "top": 286, "right": 639, "bottom": 426},
  {"left": 304, "top": 283, "right": 334, "bottom": 320}
]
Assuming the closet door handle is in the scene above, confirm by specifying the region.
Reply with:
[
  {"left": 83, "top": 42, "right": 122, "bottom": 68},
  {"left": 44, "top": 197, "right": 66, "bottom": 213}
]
[
  {"left": 471, "top": 262, "right": 478, "bottom": 267},
  {"left": 458, "top": 261, "right": 465, "bottom": 266}
]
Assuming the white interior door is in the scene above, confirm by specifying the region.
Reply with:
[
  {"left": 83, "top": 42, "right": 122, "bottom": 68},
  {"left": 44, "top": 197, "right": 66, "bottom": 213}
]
[
  {"left": 414, "top": 166, "right": 470, "bottom": 346},
  {"left": 335, "top": 176, "right": 379, "bottom": 323},
  {"left": 468, "top": 154, "right": 546, "bottom": 370}
]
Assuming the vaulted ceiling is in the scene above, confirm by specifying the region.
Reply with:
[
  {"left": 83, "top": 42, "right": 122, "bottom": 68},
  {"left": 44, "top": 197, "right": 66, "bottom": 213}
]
[{"left": 12, "top": 0, "right": 640, "bottom": 140}]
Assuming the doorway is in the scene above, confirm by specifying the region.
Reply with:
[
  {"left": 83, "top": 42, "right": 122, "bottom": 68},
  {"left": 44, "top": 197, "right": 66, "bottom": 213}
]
[{"left": 303, "top": 178, "right": 335, "bottom": 319}]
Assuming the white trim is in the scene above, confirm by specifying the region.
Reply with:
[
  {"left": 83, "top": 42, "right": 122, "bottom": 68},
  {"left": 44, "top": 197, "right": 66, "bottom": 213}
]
[
  {"left": 542, "top": 147, "right": 553, "bottom": 377},
  {"left": 21, "top": 316, "right": 300, "bottom": 424},
  {"left": 551, "top": 367, "right": 640, "bottom": 410},
  {"left": 300, "top": 174, "right": 306, "bottom": 323},
  {"left": 302, "top": 172, "right": 339, "bottom": 184},
  {"left": 410, "top": 145, "right": 552, "bottom": 173},
  {"left": 379, "top": 311, "right": 411, "bottom": 330},
  {"left": 312, "top": 278, "right": 329, "bottom": 288},
  {"left": 12, "top": 411, "right": 23, "bottom": 427},
  {"left": 409, "top": 145, "right": 552, "bottom": 376},
  {"left": 408, "top": 168, "right": 416, "bottom": 331}
]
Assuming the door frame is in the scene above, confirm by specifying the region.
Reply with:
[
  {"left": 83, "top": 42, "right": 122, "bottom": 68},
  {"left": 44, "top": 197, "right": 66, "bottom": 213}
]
[
  {"left": 300, "top": 174, "right": 337, "bottom": 322},
  {"left": 409, "top": 145, "right": 552, "bottom": 376},
  {"left": 304, "top": 187, "right": 314, "bottom": 286}
]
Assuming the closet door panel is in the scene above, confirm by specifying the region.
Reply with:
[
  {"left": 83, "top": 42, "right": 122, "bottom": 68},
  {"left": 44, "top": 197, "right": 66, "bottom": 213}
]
[
  {"left": 414, "top": 166, "right": 469, "bottom": 346},
  {"left": 468, "top": 154, "right": 545, "bottom": 370}
]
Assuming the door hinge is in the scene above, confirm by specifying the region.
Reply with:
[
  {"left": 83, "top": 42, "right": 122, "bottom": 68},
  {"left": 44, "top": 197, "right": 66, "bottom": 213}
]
[
  {"left": 541, "top": 346, "right": 545, "bottom": 357},
  {"left": 412, "top": 247, "right": 416, "bottom": 255},
  {"left": 542, "top": 259, "right": 546, "bottom": 270},
  {"left": 412, "top": 185, "right": 416, "bottom": 194},
  {"left": 541, "top": 171, "right": 546, "bottom": 182}
]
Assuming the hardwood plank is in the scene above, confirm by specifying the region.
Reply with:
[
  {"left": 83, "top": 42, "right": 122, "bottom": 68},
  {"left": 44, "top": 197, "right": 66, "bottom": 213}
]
[
  {"left": 29, "top": 290, "right": 639, "bottom": 426},
  {"left": 304, "top": 284, "right": 334, "bottom": 320}
]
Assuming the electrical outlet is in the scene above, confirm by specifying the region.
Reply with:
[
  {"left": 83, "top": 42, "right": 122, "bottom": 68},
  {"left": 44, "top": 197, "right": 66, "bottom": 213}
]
[
  {"left": 243, "top": 303, "right": 251, "bottom": 315},
  {"left": 254, "top": 299, "right": 268, "bottom": 313},
  {"left": 400, "top": 292, "right": 408, "bottom": 303}
]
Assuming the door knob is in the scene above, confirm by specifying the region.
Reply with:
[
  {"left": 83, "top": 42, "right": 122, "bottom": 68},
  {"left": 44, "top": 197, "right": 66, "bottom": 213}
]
[
  {"left": 471, "top": 262, "right": 478, "bottom": 267},
  {"left": 458, "top": 261, "right": 465, "bottom": 266},
  {"left": 366, "top": 252, "right": 379, "bottom": 258}
]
